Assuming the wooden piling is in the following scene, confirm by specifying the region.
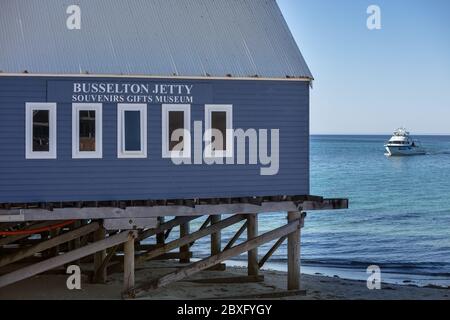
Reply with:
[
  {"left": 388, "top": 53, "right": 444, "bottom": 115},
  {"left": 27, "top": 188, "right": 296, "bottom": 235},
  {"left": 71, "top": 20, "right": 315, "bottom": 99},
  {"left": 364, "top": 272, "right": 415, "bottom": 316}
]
[
  {"left": 247, "top": 214, "right": 258, "bottom": 276},
  {"left": 131, "top": 219, "right": 300, "bottom": 296},
  {"left": 179, "top": 221, "right": 190, "bottom": 263},
  {"left": 223, "top": 221, "right": 247, "bottom": 251},
  {"left": 72, "top": 220, "right": 82, "bottom": 266},
  {"left": 123, "top": 234, "right": 135, "bottom": 297},
  {"left": 258, "top": 235, "right": 287, "bottom": 269},
  {"left": 156, "top": 216, "right": 165, "bottom": 245},
  {"left": 287, "top": 211, "right": 301, "bottom": 290},
  {"left": 49, "top": 228, "right": 60, "bottom": 257},
  {"left": 0, "top": 231, "right": 136, "bottom": 289},
  {"left": 209, "top": 215, "right": 223, "bottom": 271},
  {"left": 211, "top": 215, "right": 221, "bottom": 256},
  {"left": 93, "top": 225, "right": 107, "bottom": 283}
]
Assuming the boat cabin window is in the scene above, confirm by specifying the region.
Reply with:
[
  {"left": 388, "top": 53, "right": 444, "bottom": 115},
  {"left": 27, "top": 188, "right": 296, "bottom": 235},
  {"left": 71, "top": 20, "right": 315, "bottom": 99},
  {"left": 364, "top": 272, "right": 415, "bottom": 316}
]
[
  {"left": 205, "top": 104, "right": 233, "bottom": 158},
  {"left": 117, "top": 104, "right": 147, "bottom": 158},
  {"left": 72, "top": 104, "right": 103, "bottom": 159},
  {"left": 25, "top": 103, "right": 57, "bottom": 159},
  {"left": 162, "top": 104, "right": 191, "bottom": 159}
]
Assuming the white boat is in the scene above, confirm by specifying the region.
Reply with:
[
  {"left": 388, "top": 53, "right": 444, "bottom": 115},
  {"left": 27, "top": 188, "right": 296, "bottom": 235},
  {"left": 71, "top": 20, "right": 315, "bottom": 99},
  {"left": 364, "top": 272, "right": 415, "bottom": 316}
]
[{"left": 385, "top": 128, "right": 426, "bottom": 156}]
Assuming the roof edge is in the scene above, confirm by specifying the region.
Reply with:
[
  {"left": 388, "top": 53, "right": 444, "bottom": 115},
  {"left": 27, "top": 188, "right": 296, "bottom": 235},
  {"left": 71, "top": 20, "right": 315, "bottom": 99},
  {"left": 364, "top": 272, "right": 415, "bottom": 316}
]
[{"left": 0, "top": 72, "right": 313, "bottom": 82}]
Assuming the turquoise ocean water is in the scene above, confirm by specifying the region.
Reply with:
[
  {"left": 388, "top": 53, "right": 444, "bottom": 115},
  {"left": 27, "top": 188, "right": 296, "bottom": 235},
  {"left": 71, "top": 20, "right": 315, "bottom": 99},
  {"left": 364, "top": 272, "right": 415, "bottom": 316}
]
[{"left": 154, "top": 135, "right": 450, "bottom": 287}]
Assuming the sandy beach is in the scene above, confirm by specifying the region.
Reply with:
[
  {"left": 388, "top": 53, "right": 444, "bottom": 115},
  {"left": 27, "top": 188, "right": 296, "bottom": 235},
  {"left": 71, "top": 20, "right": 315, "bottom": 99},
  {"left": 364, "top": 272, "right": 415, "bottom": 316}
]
[{"left": 0, "top": 261, "right": 448, "bottom": 300}]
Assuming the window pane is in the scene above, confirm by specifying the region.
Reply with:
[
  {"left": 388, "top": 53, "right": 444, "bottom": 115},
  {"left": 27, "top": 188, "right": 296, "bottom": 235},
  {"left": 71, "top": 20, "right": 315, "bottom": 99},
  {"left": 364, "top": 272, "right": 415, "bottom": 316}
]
[
  {"left": 211, "top": 111, "right": 227, "bottom": 151},
  {"left": 168, "top": 111, "right": 184, "bottom": 151},
  {"left": 79, "top": 110, "right": 96, "bottom": 152},
  {"left": 32, "top": 110, "right": 50, "bottom": 152},
  {"left": 124, "top": 111, "right": 141, "bottom": 151}
]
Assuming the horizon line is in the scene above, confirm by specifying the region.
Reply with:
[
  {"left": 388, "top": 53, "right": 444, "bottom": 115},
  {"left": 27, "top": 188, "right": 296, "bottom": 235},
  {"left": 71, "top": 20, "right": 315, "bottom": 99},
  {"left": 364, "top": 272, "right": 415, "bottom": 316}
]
[{"left": 310, "top": 133, "right": 450, "bottom": 136}]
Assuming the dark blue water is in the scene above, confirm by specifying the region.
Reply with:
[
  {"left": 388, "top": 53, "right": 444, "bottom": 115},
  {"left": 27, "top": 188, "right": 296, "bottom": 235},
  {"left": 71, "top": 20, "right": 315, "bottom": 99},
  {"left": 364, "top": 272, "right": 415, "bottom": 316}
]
[
  {"left": 152, "top": 135, "right": 450, "bottom": 286},
  {"left": 305, "top": 135, "right": 450, "bottom": 286}
]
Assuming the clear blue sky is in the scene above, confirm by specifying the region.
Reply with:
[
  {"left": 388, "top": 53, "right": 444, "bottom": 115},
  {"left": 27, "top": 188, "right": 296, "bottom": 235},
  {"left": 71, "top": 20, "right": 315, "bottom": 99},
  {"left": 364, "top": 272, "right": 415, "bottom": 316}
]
[{"left": 278, "top": 0, "right": 450, "bottom": 135}]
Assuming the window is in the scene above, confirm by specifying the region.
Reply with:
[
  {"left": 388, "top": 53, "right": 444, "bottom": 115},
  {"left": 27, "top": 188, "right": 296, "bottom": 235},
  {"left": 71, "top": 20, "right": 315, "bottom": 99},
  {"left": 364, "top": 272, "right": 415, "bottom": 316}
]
[
  {"left": 72, "top": 104, "right": 102, "bottom": 159},
  {"left": 117, "top": 104, "right": 147, "bottom": 158},
  {"left": 162, "top": 104, "right": 191, "bottom": 158},
  {"left": 25, "top": 103, "right": 57, "bottom": 159},
  {"left": 205, "top": 104, "right": 233, "bottom": 158}
]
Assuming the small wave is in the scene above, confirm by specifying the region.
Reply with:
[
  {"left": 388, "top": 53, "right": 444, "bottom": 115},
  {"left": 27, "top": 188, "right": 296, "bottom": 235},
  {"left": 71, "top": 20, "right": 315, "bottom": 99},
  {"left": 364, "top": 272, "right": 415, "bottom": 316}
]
[
  {"left": 426, "top": 150, "right": 450, "bottom": 156},
  {"left": 296, "top": 259, "right": 450, "bottom": 276}
]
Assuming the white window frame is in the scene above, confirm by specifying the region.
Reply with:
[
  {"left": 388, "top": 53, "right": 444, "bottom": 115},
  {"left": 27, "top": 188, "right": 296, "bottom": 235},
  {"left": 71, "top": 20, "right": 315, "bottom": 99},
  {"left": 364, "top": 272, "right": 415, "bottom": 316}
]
[
  {"left": 72, "top": 103, "right": 103, "bottom": 159},
  {"left": 25, "top": 102, "right": 57, "bottom": 159},
  {"left": 205, "top": 104, "right": 233, "bottom": 158},
  {"left": 117, "top": 104, "right": 147, "bottom": 158},
  {"left": 162, "top": 104, "right": 191, "bottom": 159}
]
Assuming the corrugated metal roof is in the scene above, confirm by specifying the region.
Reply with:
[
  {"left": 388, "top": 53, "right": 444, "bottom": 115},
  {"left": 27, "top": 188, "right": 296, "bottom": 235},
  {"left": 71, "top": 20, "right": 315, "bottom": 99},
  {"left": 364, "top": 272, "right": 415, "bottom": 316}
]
[{"left": 0, "top": 0, "right": 313, "bottom": 79}]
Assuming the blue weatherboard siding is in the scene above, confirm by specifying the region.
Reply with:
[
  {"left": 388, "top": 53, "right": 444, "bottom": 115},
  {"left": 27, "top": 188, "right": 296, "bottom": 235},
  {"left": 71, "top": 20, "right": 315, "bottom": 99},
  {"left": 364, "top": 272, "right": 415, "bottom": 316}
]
[{"left": 0, "top": 76, "right": 309, "bottom": 203}]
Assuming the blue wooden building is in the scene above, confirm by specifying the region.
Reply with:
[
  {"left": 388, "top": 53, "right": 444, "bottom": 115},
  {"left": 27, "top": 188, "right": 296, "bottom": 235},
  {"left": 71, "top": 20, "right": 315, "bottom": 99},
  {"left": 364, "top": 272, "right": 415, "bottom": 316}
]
[
  {"left": 0, "top": 0, "right": 313, "bottom": 206},
  {"left": 0, "top": 0, "right": 347, "bottom": 296}
]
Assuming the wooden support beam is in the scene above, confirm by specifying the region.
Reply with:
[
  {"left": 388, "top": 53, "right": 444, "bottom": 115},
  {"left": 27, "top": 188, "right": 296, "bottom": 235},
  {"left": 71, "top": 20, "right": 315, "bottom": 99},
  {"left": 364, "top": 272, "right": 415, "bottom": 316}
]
[
  {"left": 93, "top": 244, "right": 119, "bottom": 283},
  {"left": 179, "top": 221, "right": 190, "bottom": 263},
  {"left": 184, "top": 275, "right": 264, "bottom": 284},
  {"left": 156, "top": 217, "right": 165, "bottom": 245},
  {"left": 205, "top": 263, "right": 226, "bottom": 271},
  {"left": 287, "top": 212, "right": 303, "bottom": 290},
  {"left": 134, "top": 244, "right": 164, "bottom": 251},
  {"left": 93, "top": 226, "right": 107, "bottom": 284},
  {"left": 149, "top": 252, "right": 192, "bottom": 261},
  {"left": 138, "top": 216, "right": 199, "bottom": 242},
  {"left": 247, "top": 214, "right": 258, "bottom": 276},
  {"left": 130, "top": 219, "right": 299, "bottom": 297},
  {"left": 0, "top": 195, "right": 324, "bottom": 222},
  {"left": 80, "top": 225, "right": 91, "bottom": 247},
  {"left": 69, "top": 220, "right": 82, "bottom": 265},
  {"left": 0, "top": 222, "right": 99, "bottom": 268},
  {"left": 302, "top": 198, "right": 348, "bottom": 210},
  {"left": 223, "top": 221, "right": 247, "bottom": 251},
  {"left": 136, "top": 214, "right": 245, "bottom": 265},
  {"left": 210, "top": 215, "right": 221, "bottom": 256},
  {"left": 0, "top": 231, "right": 136, "bottom": 289},
  {"left": 164, "top": 227, "right": 174, "bottom": 240},
  {"left": 200, "top": 216, "right": 212, "bottom": 230},
  {"left": 123, "top": 234, "right": 135, "bottom": 297},
  {"left": 258, "top": 235, "right": 287, "bottom": 269},
  {"left": 208, "top": 215, "right": 222, "bottom": 271},
  {"left": 49, "top": 228, "right": 61, "bottom": 257},
  {"left": 189, "top": 216, "right": 211, "bottom": 247}
]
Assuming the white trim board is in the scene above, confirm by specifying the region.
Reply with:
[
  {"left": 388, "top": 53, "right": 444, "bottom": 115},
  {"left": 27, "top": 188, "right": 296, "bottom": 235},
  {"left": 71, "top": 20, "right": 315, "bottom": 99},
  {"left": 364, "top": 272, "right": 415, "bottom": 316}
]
[
  {"left": 205, "top": 104, "right": 233, "bottom": 159},
  {"left": 25, "top": 103, "right": 57, "bottom": 159},
  {"left": 161, "top": 104, "right": 191, "bottom": 159},
  {"left": 117, "top": 104, "right": 147, "bottom": 158},
  {"left": 72, "top": 103, "right": 103, "bottom": 159}
]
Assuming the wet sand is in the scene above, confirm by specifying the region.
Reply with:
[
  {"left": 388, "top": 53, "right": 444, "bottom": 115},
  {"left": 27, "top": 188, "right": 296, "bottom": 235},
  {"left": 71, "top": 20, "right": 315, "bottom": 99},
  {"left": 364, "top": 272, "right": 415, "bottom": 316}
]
[{"left": 0, "top": 261, "right": 448, "bottom": 300}]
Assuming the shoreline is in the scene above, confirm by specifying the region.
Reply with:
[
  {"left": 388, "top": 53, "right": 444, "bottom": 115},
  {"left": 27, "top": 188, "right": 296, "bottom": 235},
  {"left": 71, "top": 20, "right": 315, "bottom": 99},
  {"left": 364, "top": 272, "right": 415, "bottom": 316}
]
[
  {"left": 223, "top": 260, "right": 450, "bottom": 289},
  {"left": 0, "top": 261, "right": 448, "bottom": 300}
]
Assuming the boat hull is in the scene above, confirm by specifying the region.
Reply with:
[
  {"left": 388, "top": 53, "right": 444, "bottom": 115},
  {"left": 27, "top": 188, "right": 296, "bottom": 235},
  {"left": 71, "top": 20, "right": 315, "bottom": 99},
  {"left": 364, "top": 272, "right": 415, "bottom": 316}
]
[{"left": 385, "top": 146, "right": 426, "bottom": 156}]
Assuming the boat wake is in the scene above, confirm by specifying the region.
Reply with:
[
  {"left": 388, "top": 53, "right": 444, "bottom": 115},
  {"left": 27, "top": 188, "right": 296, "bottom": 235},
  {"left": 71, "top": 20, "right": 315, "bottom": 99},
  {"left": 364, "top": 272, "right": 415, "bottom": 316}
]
[{"left": 426, "top": 150, "right": 450, "bottom": 156}]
